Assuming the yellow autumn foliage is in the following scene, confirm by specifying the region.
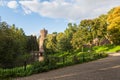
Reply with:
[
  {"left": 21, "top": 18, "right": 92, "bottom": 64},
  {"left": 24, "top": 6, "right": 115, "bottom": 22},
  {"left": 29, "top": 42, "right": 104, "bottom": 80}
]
[
  {"left": 107, "top": 6, "right": 120, "bottom": 30},
  {"left": 107, "top": 16, "right": 120, "bottom": 30},
  {"left": 107, "top": 6, "right": 120, "bottom": 23}
]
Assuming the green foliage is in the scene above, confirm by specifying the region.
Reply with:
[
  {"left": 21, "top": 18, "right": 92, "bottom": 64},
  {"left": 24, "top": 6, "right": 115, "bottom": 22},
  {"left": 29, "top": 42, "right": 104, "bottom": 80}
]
[
  {"left": 44, "top": 34, "right": 57, "bottom": 54},
  {"left": 0, "top": 51, "right": 108, "bottom": 79},
  {"left": 26, "top": 35, "right": 39, "bottom": 52},
  {"left": 56, "top": 33, "right": 71, "bottom": 52},
  {"left": 32, "top": 61, "right": 49, "bottom": 73},
  {"left": 71, "top": 28, "right": 87, "bottom": 50},
  {"left": 0, "top": 65, "right": 32, "bottom": 79},
  {"left": 44, "top": 23, "right": 78, "bottom": 54},
  {"left": 65, "top": 23, "right": 78, "bottom": 39},
  {"left": 71, "top": 14, "right": 108, "bottom": 51},
  {"left": 0, "top": 22, "right": 27, "bottom": 68},
  {"left": 0, "top": 22, "right": 38, "bottom": 68}
]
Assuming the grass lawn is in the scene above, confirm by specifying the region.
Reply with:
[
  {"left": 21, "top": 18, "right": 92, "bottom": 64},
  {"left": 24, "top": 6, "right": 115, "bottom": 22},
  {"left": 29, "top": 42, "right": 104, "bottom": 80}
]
[{"left": 93, "top": 45, "right": 120, "bottom": 53}]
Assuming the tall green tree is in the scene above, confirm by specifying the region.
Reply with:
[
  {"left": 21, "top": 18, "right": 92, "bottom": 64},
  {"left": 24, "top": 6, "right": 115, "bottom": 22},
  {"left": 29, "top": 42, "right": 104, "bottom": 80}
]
[
  {"left": 71, "top": 28, "right": 87, "bottom": 51},
  {"left": 26, "top": 35, "right": 39, "bottom": 53},
  {"left": 45, "top": 34, "right": 57, "bottom": 54},
  {"left": 56, "top": 32, "right": 70, "bottom": 52},
  {"left": 64, "top": 23, "right": 78, "bottom": 50},
  {"left": 80, "top": 19, "right": 94, "bottom": 42},
  {"left": 0, "top": 22, "right": 28, "bottom": 68}
]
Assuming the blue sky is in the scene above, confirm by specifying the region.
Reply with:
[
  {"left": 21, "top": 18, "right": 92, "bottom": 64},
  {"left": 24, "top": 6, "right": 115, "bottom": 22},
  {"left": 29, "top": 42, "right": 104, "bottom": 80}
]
[{"left": 0, "top": 0, "right": 120, "bottom": 36}]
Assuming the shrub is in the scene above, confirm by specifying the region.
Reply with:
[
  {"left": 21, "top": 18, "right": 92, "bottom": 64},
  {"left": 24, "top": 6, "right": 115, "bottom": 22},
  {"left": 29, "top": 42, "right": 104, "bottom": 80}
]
[
  {"left": 0, "top": 65, "right": 33, "bottom": 79},
  {"left": 32, "top": 61, "right": 49, "bottom": 74},
  {"left": 0, "top": 51, "right": 108, "bottom": 79}
]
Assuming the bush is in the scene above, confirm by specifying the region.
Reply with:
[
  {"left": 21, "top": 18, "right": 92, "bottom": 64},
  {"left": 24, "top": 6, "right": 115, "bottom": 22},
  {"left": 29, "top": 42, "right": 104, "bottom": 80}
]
[
  {"left": 0, "top": 65, "right": 33, "bottom": 79},
  {"left": 0, "top": 51, "right": 108, "bottom": 79},
  {"left": 32, "top": 61, "right": 49, "bottom": 74}
]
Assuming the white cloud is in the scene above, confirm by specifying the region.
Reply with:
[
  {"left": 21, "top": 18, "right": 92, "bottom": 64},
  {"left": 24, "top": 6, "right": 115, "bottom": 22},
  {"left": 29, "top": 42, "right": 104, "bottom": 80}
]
[
  {"left": 19, "top": 0, "right": 120, "bottom": 21},
  {"left": 7, "top": 1, "right": 18, "bottom": 9}
]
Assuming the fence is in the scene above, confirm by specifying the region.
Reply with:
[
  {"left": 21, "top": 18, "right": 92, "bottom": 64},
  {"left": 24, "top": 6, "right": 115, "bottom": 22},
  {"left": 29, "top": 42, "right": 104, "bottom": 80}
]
[{"left": 43, "top": 52, "right": 108, "bottom": 68}]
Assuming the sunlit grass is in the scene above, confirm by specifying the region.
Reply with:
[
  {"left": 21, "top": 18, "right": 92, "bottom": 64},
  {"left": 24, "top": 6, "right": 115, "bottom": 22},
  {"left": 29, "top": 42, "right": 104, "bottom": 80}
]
[{"left": 93, "top": 45, "right": 120, "bottom": 53}]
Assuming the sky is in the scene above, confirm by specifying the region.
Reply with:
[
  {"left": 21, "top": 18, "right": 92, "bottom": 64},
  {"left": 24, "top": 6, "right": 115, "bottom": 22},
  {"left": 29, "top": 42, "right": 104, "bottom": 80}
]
[{"left": 0, "top": 0, "right": 120, "bottom": 36}]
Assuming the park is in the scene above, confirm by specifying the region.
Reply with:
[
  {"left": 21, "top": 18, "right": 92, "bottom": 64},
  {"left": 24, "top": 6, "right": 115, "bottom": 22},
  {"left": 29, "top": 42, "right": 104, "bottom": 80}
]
[{"left": 0, "top": 3, "right": 120, "bottom": 80}]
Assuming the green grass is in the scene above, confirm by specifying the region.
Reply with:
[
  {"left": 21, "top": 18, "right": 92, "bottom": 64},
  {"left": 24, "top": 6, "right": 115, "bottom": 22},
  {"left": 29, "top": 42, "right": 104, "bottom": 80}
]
[{"left": 93, "top": 44, "right": 120, "bottom": 53}]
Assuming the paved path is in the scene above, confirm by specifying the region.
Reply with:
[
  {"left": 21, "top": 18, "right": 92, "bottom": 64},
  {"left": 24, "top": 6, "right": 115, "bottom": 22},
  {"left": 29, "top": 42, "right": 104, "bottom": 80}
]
[{"left": 16, "top": 53, "right": 120, "bottom": 80}]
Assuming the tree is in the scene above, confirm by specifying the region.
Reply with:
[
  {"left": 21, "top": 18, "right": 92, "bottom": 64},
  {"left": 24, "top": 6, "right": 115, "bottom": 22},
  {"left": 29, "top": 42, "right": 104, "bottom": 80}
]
[
  {"left": 80, "top": 19, "right": 94, "bottom": 43},
  {"left": 0, "top": 22, "right": 28, "bottom": 68},
  {"left": 71, "top": 28, "right": 87, "bottom": 51},
  {"left": 56, "top": 32, "right": 70, "bottom": 52},
  {"left": 97, "top": 14, "right": 108, "bottom": 38},
  {"left": 65, "top": 23, "right": 78, "bottom": 39},
  {"left": 91, "top": 15, "right": 108, "bottom": 45},
  {"left": 107, "top": 6, "right": 120, "bottom": 44},
  {"left": 26, "top": 35, "right": 39, "bottom": 53},
  {"left": 45, "top": 34, "right": 57, "bottom": 54},
  {"left": 64, "top": 23, "right": 78, "bottom": 51}
]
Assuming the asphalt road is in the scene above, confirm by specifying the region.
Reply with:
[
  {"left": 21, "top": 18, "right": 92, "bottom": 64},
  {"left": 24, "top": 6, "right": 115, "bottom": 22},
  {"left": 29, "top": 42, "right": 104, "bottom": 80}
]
[{"left": 16, "top": 53, "right": 120, "bottom": 80}]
